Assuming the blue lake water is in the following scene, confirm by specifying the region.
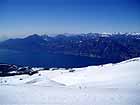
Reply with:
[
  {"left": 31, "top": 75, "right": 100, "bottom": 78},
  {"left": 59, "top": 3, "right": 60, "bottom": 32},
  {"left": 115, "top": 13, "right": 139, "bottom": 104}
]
[{"left": 0, "top": 49, "right": 116, "bottom": 68}]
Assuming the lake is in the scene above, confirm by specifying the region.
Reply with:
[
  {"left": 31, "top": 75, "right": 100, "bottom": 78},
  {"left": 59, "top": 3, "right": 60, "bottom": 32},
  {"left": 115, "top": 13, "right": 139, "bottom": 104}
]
[{"left": 0, "top": 49, "right": 118, "bottom": 68}]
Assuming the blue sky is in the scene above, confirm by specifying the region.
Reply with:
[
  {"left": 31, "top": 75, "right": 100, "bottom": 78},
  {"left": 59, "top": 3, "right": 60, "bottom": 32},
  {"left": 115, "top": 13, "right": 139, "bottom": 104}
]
[{"left": 0, "top": 0, "right": 140, "bottom": 37}]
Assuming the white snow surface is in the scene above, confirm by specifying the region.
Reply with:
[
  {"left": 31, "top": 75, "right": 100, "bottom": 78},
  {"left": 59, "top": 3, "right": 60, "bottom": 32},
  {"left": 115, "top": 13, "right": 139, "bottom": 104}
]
[{"left": 0, "top": 57, "right": 140, "bottom": 105}]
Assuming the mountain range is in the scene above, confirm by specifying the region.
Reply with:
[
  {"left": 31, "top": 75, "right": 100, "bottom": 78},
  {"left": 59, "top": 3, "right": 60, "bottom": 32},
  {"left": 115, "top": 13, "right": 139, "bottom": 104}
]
[{"left": 0, "top": 33, "right": 140, "bottom": 66}]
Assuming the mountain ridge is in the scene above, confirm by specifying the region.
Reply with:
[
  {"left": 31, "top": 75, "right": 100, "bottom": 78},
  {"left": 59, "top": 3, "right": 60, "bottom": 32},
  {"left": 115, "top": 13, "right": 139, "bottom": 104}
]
[{"left": 0, "top": 33, "right": 140, "bottom": 65}]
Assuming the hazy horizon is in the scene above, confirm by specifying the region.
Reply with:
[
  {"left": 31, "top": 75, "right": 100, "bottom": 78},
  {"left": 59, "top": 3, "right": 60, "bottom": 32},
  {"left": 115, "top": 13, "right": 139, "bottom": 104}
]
[{"left": 0, "top": 0, "right": 140, "bottom": 37}]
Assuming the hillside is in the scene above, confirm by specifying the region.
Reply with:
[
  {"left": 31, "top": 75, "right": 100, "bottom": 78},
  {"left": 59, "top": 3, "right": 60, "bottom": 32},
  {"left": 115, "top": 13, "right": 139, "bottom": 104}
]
[
  {"left": 0, "top": 57, "right": 140, "bottom": 105},
  {"left": 1, "top": 57, "right": 140, "bottom": 88}
]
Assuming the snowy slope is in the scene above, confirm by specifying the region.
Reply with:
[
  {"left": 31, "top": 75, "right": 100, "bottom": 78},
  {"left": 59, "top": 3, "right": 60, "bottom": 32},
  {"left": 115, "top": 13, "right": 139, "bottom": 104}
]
[
  {"left": 0, "top": 85, "right": 140, "bottom": 105},
  {"left": 0, "top": 57, "right": 140, "bottom": 105},
  {"left": 1, "top": 57, "right": 140, "bottom": 88},
  {"left": 48, "top": 57, "right": 140, "bottom": 88},
  {"left": 0, "top": 72, "right": 65, "bottom": 87},
  {"left": 34, "top": 57, "right": 140, "bottom": 88}
]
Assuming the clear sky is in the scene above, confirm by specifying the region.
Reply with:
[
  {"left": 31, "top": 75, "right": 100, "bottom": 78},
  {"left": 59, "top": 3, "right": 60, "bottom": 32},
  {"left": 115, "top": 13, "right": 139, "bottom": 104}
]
[{"left": 0, "top": 0, "right": 140, "bottom": 37}]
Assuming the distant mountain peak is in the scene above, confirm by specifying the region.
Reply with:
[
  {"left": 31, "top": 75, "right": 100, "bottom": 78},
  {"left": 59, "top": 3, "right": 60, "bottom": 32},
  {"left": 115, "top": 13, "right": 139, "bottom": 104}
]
[{"left": 25, "top": 34, "right": 41, "bottom": 39}]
